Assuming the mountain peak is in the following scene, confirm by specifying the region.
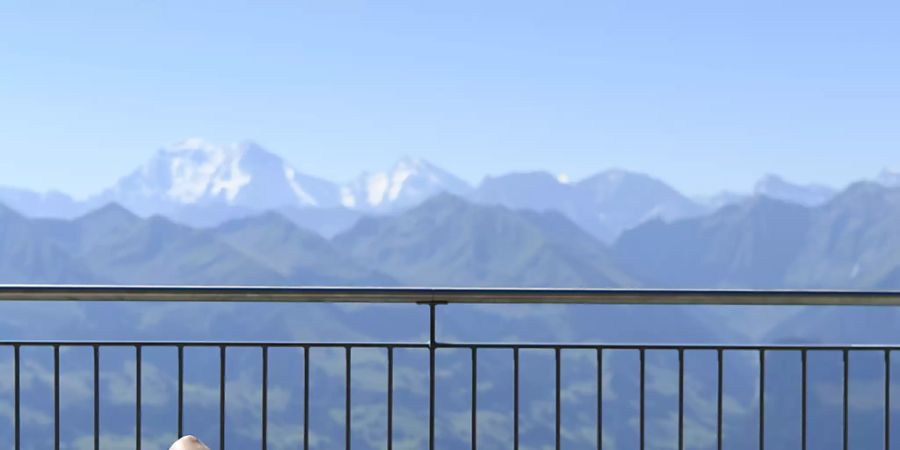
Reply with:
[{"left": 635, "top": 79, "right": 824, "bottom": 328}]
[
  {"left": 393, "top": 155, "right": 426, "bottom": 169},
  {"left": 472, "top": 171, "right": 575, "bottom": 212},
  {"left": 483, "top": 170, "right": 559, "bottom": 182},
  {"left": 577, "top": 169, "right": 668, "bottom": 194},
  {"left": 161, "top": 138, "right": 272, "bottom": 159},
  {"left": 98, "top": 139, "right": 342, "bottom": 216},
  {"left": 577, "top": 169, "right": 699, "bottom": 210},
  {"left": 753, "top": 174, "right": 835, "bottom": 207},
  {"left": 341, "top": 157, "right": 471, "bottom": 210},
  {"left": 587, "top": 168, "right": 641, "bottom": 183},
  {"left": 336, "top": 190, "right": 632, "bottom": 287},
  {"left": 213, "top": 209, "right": 299, "bottom": 233},
  {"left": 472, "top": 169, "right": 704, "bottom": 242},
  {"left": 76, "top": 202, "right": 140, "bottom": 227},
  {"left": 755, "top": 173, "right": 785, "bottom": 185},
  {"left": 754, "top": 173, "right": 807, "bottom": 192}
]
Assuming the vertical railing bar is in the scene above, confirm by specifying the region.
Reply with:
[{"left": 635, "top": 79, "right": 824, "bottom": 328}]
[
  {"left": 346, "top": 346, "right": 351, "bottom": 450},
  {"left": 556, "top": 347, "right": 562, "bottom": 450},
  {"left": 262, "top": 346, "right": 268, "bottom": 450},
  {"left": 54, "top": 344, "right": 60, "bottom": 450},
  {"left": 94, "top": 345, "right": 100, "bottom": 450},
  {"left": 801, "top": 349, "right": 807, "bottom": 450},
  {"left": 678, "top": 348, "right": 684, "bottom": 450},
  {"left": 177, "top": 344, "right": 184, "bottom": 439},
  {"left": 220, "top": 345, "right": 226, "bottom": 450},
  {"left": 759, "top": 349, "right": 765, "bottom": 450},
  {"left": 429, "top": 303, "right": 437, "bottom": 450},
  {"left": 136, "top": 345, "right": 142, "bottom": 450},
  {"left": 886, "top": 349, "right": 891, "bottom": 450},
  {"left": 472, "top": 347, "right": 477, "bottom": 450},
  {"left": 514, "top": 347, "right": 519, "bottom": 450},
  {"left": 844, "top": 349, "right": 849, "bottom": 450},
  {"left": 597, "top": 348, "right": 603, "bottom": 450},
  {"left": 304, "top": 346, "right": 309, "bottom": 450},
  {"left": 717, "top": 349, "right": 723, "bottom": 450},
  {"left": 14, "top": 344, "right": 20, "bottom": 450},
  {"left": 640, "top": 348, "right": 645, "bottom": 450},
  {"left": 387, "top": 347, "right": 393, "bottom": 450}
]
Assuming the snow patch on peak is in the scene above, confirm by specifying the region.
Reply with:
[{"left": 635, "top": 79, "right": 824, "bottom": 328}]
[
  {"left": 343, "top": 157, "right": 472, "bottom": 211},
  {"left": 163, "top": 145, "right": 232, "bottom": 203},
  {"left": 154, "top": 140, "right": 263, "bottom": 204},
  {"left": 284, "top": 165, "right": 318, "bottom": 206},
  {"left": 209, "top": 153, "right": 251, "bottom": 202},
  {"left": 366, "top": 173, "right": 391, "bottom": 206},
  {"left": 339, "top": 186, "right": 357, "bottom": 208},
  {"left": 387, "top": 162, "right": 417, "bottom": 202}
]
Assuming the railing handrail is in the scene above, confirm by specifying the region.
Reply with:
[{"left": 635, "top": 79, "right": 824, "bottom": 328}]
[{"left": 1, "top": 284, "right": 900, "bottom": 305}]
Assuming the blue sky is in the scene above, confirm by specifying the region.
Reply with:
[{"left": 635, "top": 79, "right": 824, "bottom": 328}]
[{"left": 1, "top": 0, "right": 898, "bottom": 197}]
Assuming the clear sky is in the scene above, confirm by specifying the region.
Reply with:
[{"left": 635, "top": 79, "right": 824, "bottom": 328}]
[{"left": 1, "top": 0, "right": 898, "bottom": 197}]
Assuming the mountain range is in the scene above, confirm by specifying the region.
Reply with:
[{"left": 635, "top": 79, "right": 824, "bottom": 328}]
[
  {"left": 617, "top": 181, "right": 900, "bottom": 289},
  {"left": 3, "top": 139, "right": 892, "bottom": 242},
  {"left": 3, "top": 179, "right": 900, "bottom": 289}
]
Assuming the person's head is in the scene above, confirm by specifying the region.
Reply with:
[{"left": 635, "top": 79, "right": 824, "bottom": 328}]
[{"left": 169, "top": 435, "right": 210, "bottom": 450}]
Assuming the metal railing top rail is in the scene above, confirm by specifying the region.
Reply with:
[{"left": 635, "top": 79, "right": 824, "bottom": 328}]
[{"left": 0, "top": 285, "right": 899, "bottom": 305}]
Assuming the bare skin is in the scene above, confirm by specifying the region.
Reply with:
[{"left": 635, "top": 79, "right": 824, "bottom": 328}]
[{"left": 169, "top": 435, "right": 210, "bottom": 450}]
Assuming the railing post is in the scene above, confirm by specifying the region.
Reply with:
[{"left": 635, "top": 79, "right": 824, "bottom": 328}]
[
  {"left": 418, "top": 299, "right": 446, "bottom": 450},
  {"left": 220, "top": 345, "right": 226, "bottom": 450},
  {"left": 14, "top": 344, "right": 20, "bottom": 450},
  {"left": 136, "top": 345, "right": 142, "bottom": 450},
  {"left": 93, "top": 344, "right": 99, "bottom": 450},
  {"left": 346, "top": 346, "right": 351, "bottom": 450},
  {"left": 262, "top": 346, "right": 268, "bottom": 450},
  {"left": 886, "top": 350, "right": 891, "bottom": 450},
  {"left": 429, "top": 302, "right": 436, "bottom": 450},
  {"left": 177, "top": 345, "right": 184, "bottom": 440},
  {"left": 801, "top": 349, "right": 807, "bottom": 450},
  {"left": 387, "top": 347, "right": 394, "bottom": 450},
  {"left": 55, "top": 345, "right": 61, "bottom": 450}
]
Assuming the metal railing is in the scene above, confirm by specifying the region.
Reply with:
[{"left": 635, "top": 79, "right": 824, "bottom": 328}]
[{"left": 2, "top": 286, "right": 900, "bottom": 450}]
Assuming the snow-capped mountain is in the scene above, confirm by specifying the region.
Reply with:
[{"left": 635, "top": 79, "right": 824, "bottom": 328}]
[
  {"left": 0, "top": 140, "right": 472, "bottom": 232},
  {"left": 339, "top": 157, "right": 472, "bottom": 212},
  {"left": 753, "top": 174, "right": 835, "bottom": 207},
  {"left": 0, "top": 138, "right": 887, "bottom": 239},
  {"left": 93, "top": 139, "right": 343, "bottom": 218}
]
